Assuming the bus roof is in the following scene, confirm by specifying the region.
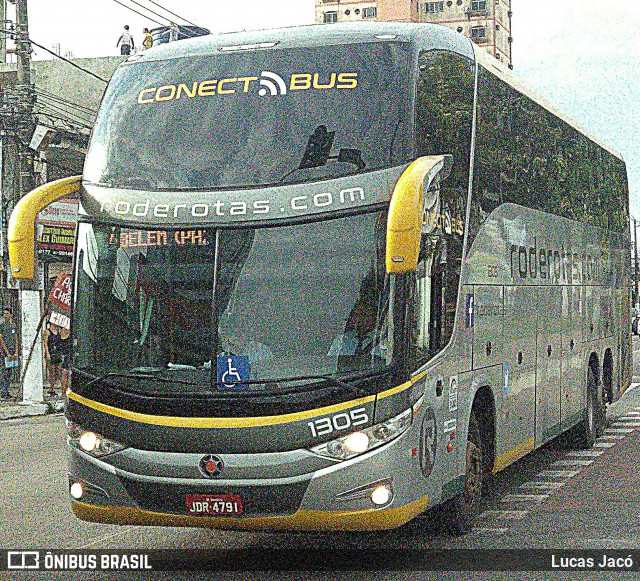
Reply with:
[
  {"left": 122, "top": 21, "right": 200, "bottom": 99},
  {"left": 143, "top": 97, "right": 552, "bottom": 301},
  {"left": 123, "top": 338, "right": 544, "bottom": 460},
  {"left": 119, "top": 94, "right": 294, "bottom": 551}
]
[{"left": 130, "top": 21, "right": 473, "bottom": 61}]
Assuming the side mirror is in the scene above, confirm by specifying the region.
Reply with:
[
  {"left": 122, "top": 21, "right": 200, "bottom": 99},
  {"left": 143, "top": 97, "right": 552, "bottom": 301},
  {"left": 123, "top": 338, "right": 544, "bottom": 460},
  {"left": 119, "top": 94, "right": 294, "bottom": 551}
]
[
  {"left": 386, "top": 155, "right": 453, "bottom": 274},
  {"left": 8, "top": 176, "right": 82, "bottom": 279}
]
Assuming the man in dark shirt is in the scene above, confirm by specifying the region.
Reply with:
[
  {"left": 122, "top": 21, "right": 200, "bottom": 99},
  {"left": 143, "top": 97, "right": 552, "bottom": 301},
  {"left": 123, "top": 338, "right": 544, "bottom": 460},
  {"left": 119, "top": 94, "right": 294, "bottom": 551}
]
[{"left": 0, "top": 307, "right": 18, "bottom": 399}]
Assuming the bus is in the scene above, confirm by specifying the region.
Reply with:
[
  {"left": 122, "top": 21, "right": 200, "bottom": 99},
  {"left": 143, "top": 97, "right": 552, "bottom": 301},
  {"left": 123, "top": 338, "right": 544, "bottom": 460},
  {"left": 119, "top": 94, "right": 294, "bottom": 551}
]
[{"left": 9, "top": 22, "right": 630, "bottom": 534}]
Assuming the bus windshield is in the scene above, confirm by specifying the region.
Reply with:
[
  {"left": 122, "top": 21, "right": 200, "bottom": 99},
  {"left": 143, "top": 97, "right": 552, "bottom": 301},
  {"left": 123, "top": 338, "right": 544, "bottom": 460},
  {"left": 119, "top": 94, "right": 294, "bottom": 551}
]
[
  {"left": 83, "top": 42, "right": 412, "bottom": 190},
  {"left": 73, "top": 211, "right": 401, "bottom": 395}
]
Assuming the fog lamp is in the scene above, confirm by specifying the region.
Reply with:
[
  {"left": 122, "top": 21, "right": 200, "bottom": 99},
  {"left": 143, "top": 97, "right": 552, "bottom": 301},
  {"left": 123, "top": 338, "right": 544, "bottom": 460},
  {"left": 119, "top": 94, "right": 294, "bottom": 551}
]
[{"left": 371, "top": 484, "right": 392, "bottom": 507}]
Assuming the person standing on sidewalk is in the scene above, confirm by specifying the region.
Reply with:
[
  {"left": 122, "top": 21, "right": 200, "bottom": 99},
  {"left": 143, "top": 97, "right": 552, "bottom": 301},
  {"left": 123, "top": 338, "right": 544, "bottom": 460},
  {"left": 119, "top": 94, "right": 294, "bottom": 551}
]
[
  {"left": 116, "top": 25, "right": 135, "bottom": 55},
  {"left": 44, "top": 323, "right": 62, "bottom": 397},
  {"left": 169, "top": 22, "right": 179, "bottom": 42},
  {"left": 0, "top": 307, "right": 18, "bottom": 400}
]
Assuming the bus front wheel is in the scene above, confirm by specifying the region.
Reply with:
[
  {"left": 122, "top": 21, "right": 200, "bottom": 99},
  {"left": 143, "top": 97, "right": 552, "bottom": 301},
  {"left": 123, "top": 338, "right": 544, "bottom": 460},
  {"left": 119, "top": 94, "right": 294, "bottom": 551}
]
[{"left": 444, "top": 411, "right": 483, "bottom": 535}]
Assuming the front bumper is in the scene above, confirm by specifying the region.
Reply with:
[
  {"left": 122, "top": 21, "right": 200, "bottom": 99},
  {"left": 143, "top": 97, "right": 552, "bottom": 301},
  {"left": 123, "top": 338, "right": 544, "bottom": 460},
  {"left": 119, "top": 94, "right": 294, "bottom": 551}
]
[
  {"left": 68, "top": 429, "right": 430, "bottom": 531},
  {"left": 71, "top": 496, "right": 430, "bottom": 531}
]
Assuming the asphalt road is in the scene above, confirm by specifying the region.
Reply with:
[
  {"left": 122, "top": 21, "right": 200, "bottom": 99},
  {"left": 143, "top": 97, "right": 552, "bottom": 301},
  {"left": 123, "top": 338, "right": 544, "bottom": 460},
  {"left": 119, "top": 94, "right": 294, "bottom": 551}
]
[{"left": 1, "top": 339, "right": 640, "bottom": 579}]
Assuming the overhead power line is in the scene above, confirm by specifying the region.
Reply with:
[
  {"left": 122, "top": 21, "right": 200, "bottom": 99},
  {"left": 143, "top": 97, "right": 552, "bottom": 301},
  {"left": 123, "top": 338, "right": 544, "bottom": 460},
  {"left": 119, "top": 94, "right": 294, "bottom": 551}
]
[
  {"left": 111, "top": 0, "right": 166, "bottom": 27},
  {"left": 143, "top": 0, "right": 198, "bottom": 27},
  {"left": 34, "top": 111, "right": 93, "bottom": 134},
  {"left": 34, "top": 100, "right": 94, "bottom": 130},
  {"left": 27, "top": 38, "right": 109, "bottom": 84},
  {"left": 113, "top": 0, "right": 198, "bottom": 27},
  {"left": 35, "top": 88, "right": 98, "bottom": 116},
  {"left": 111, "top": 0, "right": 205, "bottom": 39},
  {"left": 0, "top": 28, "right": 108, "bottom": 84},
  {"left": 118, "top": 0, "right": 189, "bottom": 27}
]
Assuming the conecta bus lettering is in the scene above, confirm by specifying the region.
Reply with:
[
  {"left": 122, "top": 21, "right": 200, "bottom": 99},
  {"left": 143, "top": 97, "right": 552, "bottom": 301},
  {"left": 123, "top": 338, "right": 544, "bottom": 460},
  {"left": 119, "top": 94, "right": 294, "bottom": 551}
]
[{"left": 137, "top": 72, "right": 359, "bottom": 104}]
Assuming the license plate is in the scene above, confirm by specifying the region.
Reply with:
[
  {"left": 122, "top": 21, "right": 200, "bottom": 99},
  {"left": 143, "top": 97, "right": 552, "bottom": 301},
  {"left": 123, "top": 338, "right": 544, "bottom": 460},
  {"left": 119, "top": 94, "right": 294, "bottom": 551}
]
[{"left": 185, "top": 493, "right": 243, "bottom": 516}]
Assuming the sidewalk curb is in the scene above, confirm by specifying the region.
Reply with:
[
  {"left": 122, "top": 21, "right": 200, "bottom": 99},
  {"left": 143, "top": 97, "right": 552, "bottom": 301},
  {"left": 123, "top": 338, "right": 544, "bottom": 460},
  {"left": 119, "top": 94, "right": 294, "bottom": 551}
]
[{"left": 0, "top": 399, "right": 64, "bottom": 420}]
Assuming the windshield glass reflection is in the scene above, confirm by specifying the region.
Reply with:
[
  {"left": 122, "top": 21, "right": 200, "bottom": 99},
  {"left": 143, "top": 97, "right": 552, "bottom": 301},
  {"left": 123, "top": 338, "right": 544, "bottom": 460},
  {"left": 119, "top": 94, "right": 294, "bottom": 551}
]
[
  {"left": 73, "top": 211, "right": 398, "bottom": 395},
  {"left": 83, "top": 43, "right": 411, "bottom": 190},
  {"left": 214, "top": 212, "right": 396, "bottom": 385}
]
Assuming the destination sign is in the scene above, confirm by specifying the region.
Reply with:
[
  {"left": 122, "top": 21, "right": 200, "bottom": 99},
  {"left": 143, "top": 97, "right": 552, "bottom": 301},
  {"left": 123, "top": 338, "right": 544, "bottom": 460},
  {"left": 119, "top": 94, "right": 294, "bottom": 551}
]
[{"left": 109, "top": 229, "right": 209, "bottom": 248}]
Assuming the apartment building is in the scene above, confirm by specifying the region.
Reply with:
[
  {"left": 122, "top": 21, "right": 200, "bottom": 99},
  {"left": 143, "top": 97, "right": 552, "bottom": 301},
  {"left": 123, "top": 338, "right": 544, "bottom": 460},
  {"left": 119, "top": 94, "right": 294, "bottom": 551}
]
[
  {"left": 315, "top": 0, "right": 513, "bottom": 69},
  {"left": 315, "top": 1, "right": 380, "bottom": 24}
]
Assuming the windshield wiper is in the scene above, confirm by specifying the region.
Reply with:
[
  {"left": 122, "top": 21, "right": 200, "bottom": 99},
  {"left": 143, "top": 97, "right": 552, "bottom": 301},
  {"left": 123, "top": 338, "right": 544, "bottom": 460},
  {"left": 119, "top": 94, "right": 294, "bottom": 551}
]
[
  {"left": 74, "top": 367, "right": 198, "bottom": 388},
  {"left": 73, "top": 367, "right": 368, "bottom": 398},
  {"left": 213, "top": 373, "right": 351, "bottom": 390}
]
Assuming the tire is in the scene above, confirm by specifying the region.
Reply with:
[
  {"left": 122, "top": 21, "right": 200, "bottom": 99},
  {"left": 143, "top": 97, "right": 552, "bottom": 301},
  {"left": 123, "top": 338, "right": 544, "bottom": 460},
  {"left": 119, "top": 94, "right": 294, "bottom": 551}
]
[
  {"left": 578, "top": 365, "right": 604, "bottom": 449},
  {"left": 596, "top": 373, "right": 607, "bottom": 438},
  {"left": 444, "top": 411, "right": 483, "bottom": 536}
]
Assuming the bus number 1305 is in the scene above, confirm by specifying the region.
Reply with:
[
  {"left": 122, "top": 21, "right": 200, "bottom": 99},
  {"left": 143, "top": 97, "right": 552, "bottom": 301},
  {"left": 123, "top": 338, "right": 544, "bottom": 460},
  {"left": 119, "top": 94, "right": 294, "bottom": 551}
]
[{"left": 307, "top": 408, "right": 369, "bottom": 438}]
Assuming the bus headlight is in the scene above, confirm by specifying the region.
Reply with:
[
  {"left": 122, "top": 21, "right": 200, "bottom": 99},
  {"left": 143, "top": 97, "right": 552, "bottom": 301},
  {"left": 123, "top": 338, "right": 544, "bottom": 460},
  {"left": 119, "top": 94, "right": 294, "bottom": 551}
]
[
  {"left": 310, "top": 408, "right": 412, "bottom": 461},
  {"left": 70, "top": 482, "right": 84, "bottom": 499},
  {"left": 67, "top": 421, "right": 127, "bottom": 458}
]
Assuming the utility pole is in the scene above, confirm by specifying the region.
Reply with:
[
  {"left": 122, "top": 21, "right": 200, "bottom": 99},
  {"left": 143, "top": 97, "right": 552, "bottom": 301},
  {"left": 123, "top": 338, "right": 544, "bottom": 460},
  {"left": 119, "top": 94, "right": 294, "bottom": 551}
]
[
  {"left": 15, "top": 0, "right": 35, "bottom": 194},
  {"left": 13, "top": 0, "right": 44, "bottom": 404},
  {"left": 633, "top": 217, "right": 639, "bottom": 306},
  {"left": 0, "top": 0, "right": 6, "bottom": 63}
]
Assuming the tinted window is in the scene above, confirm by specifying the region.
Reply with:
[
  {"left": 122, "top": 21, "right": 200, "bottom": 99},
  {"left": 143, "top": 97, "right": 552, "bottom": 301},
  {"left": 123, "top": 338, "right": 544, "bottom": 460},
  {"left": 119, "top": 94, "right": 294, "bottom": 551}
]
[{"left": 471, "top": 66, "right": 628, "bottom": 241}]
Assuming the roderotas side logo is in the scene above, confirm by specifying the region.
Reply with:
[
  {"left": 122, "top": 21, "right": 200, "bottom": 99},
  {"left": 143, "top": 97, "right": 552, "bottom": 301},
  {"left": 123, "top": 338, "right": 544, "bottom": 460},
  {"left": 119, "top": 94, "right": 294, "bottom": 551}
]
[{"left": 137, "top": 71, "right": 358, "bottom": 103}]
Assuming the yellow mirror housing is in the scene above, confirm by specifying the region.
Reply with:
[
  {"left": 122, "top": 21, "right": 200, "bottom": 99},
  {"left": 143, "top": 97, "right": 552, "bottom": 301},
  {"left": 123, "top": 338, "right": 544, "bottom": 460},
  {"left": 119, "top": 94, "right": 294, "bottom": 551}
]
[
  {"left": 386, "top": 155, "right": 451, "bottom": 274},
  {"left": 8, "top": 175, "right": 82, "bottom": 280}
]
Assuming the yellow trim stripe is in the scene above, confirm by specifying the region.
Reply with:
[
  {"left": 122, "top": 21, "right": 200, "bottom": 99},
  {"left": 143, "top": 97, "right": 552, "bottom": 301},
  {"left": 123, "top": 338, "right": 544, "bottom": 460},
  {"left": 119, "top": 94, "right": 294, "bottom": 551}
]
[
  {"left": 376, "top": 378, "right": 414, "bottom": 400},
  {"left": 68, "top": 375, "right": 420, "bottom": 429},
  {"left": 72, "top": 494, "right": 430, "bottom": 531},
  {"left": 492, "top": 437, "right": 535, "bottom": 473},
  {"left": 68, "top": 389, "right": 376, "bottom": 428}
]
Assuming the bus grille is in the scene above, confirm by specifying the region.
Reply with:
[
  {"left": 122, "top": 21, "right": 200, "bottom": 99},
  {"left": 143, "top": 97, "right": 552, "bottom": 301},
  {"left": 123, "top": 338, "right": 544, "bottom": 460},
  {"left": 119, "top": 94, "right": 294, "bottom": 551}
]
[{"left": 118, "top": 477, "right": 310, "bottom": 517}]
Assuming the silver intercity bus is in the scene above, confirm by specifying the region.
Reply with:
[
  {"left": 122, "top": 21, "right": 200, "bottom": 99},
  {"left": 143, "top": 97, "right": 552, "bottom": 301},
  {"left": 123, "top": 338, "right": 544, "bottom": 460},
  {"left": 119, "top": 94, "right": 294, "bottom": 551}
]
[{"left": 9, "top": 23, "right": 630, "bottom": 534}]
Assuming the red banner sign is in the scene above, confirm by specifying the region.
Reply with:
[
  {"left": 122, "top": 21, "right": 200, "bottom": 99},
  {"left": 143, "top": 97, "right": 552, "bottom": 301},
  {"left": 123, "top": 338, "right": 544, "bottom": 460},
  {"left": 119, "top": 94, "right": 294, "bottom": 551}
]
[{"left": 49, "top": 273, "right": 72, "bottom": 313}]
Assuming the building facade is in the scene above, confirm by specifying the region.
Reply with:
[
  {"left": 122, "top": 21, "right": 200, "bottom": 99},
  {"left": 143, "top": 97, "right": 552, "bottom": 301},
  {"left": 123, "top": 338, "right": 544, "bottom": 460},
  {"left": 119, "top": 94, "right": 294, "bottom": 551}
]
[
  {"left": 315, "top": 1, "right": 380, "bottom": 24},
  {"left": 315, "top": 0, "right": 513, "bottom": 69}
]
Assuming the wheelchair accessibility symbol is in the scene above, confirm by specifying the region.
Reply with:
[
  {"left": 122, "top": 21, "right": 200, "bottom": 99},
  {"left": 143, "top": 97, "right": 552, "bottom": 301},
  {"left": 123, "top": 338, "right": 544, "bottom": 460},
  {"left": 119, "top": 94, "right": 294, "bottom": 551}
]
[{"left": 216, "top": 355, "right": 250, "bottom": 389}]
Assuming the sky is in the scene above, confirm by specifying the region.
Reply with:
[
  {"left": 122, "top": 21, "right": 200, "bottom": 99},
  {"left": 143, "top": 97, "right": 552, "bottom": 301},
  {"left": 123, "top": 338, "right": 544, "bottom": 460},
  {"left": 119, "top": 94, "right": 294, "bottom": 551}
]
[{"left": 8, "top": 0, "right": 640, "bottom": 216}]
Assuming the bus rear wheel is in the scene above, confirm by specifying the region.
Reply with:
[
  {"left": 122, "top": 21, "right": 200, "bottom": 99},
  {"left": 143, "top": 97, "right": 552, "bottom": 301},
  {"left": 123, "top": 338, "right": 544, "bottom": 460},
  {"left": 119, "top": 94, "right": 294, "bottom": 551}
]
[
  {"left": 444, "top": 411, "right": 483, "bottom": 535},
  {"left": 578, "top": 365, "right": 604, "bottom": 449}
]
